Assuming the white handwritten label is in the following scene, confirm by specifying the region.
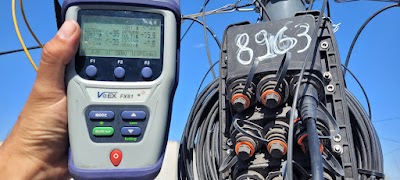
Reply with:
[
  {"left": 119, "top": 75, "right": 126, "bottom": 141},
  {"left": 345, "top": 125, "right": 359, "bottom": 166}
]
[
  {"left": 236, "top": 33, "right": 253, "bottom": 65},
  {"left": 295, "top": 23, "right": 312, "bottom": 53},
  {"left": 234, "top": 23, "right": 312, "bottom": 65}
]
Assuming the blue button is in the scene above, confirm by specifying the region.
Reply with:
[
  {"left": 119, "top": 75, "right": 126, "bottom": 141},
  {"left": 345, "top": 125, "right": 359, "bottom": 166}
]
[
  {"left": 141, "top": 67, "right": 153, "bottom": 79},
  {"left": 89, "top": 111, "right": 115, "bottom": 120},
  {"left": 121, "top": 111, "right": 146, "bottom": 120},
  {"left": 121, "top": 127, "right": 141, "bottom": 136},
  {"left": 114, "top": 67, "right": 126, "bottom": 79},
  {"left": 85, "top": 65, "right": 97, "bottom": 77}
]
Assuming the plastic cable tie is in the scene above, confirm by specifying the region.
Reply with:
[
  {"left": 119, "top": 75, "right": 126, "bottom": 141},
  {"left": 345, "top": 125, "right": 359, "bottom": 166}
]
[
  {"left": 242, "top": 57, "right": 260, "bottom": 95},
  {"left": 274, "top": 52, "right": 291, "bottom": 92},
  {"left": 358, "top": 169, "right": 385, "bottom": 178}
]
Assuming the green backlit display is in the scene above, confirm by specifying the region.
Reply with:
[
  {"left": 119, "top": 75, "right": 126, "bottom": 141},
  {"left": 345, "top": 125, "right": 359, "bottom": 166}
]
[{"left": 80, "top": 15, "right": 161, "bottom": 59}]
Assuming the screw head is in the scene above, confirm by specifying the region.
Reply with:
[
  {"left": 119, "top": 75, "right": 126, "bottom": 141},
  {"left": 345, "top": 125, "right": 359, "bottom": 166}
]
[
  {"left": 323, "top": 72, "right": 332, "bottom": 80},
  {"left": 333, "top": 145, "right": 343, "bottom": 154},
  {"left": 327, "top": 84, "right": 335, "bottom": 92},
  {"left": 227, "top": 138, "right": 233, "bottom": 146},
  {"left": 265, "top": 93, "right": 280, "bottom": 109},
  {"left": 333, "top": 134, "right": 342, "bottom": 142},
  {"left": 321, "top": 41, "right": 329, "bottom": 49},
  {"left": 269, "top": 143, "right": 285, "bottom": 159},
  {"left": 233, "top": 97, "right": 248, "bottom": 112},
  {"left": 237, "top": 144, "right": 252, "bottom": 160}
]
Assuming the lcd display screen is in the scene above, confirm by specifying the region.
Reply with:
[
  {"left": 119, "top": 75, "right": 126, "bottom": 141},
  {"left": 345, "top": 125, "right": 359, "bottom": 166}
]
[{"left": 79, "top": 14, "right": 162, "bottom": 59}]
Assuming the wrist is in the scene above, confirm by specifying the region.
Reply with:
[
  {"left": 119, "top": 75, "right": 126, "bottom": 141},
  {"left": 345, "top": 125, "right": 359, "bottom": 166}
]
[
  {"left": 0, "top": 140, "right": 49, "bottom": 180},
  {"left": 0, "top": 121, "right": 70, "bottom": 180}
]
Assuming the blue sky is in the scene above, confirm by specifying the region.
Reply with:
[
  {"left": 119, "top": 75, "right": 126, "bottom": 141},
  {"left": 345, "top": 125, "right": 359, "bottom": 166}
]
[{"left": 1, "top": 0, "right": 400, "bottom": 178}]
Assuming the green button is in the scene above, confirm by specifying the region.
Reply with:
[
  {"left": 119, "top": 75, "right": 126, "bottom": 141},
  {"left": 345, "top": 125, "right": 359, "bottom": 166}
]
[{"left": 92, "top": 127, "right": 114, "bottom": 136}]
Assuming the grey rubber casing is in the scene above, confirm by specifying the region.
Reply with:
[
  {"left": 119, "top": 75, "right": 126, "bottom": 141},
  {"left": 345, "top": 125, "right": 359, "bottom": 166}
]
[{"left": 65, "top": 5, "right": 177, "bottom": 169}]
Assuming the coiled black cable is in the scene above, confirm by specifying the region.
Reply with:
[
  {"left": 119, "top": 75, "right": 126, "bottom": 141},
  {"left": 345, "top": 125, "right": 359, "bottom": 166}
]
[
  {"left": 178, "top": 78, "right": 384, "bottom": 179},
  {"left": 178, "top": 2, "right": 384, "bottom": 179},
  {"left": 346, "top": 89, "right": 384, "bottom": 179},
  {"left": 178, "top": 78, "right": 220, "bottom": 180}
]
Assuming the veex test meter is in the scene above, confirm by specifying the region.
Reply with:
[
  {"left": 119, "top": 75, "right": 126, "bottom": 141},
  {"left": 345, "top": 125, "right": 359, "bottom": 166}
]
[{"left": 62, "top": 0, "right": 180, "bottom": 179}]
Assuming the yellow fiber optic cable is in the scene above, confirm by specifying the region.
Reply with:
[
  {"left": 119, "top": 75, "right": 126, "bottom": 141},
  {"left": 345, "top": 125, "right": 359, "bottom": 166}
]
[
  {"left": 20, "top": 0, "right": 43, "bottom": 48},
  {"left": 11, "top": 0, "right": 38, "bottom": 72}
]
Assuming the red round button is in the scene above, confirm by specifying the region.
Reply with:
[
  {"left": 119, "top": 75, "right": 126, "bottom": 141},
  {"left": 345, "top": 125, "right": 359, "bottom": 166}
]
[{"left": 110, "top": 149, "right": 122, "bottom": 166}]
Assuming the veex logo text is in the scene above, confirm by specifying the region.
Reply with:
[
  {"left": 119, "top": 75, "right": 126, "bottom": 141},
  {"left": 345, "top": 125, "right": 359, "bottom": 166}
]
[{"left": 97, "top": 92, "right": 118, "bottom": 98}]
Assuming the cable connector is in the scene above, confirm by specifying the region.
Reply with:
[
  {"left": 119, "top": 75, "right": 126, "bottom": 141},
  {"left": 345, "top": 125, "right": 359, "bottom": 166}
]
[{"left": 298, "top": 84, "right": 324, "bottom": 180}]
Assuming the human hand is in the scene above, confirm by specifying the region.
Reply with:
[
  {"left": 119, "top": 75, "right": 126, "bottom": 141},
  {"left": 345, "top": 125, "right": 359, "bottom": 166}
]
[{"left": 0, "top": 20, "right": 80, "bottom": 179}]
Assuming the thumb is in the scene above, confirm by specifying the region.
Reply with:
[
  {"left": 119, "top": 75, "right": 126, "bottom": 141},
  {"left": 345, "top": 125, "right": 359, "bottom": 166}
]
[{"left": 35, "top": 20, "right": 80, "bottom": 92}]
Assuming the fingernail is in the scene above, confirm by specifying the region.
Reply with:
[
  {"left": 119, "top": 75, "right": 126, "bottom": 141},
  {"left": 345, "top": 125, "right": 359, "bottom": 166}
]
[{"left": 58, "top": 20, "right": 78, "bottom": 40}]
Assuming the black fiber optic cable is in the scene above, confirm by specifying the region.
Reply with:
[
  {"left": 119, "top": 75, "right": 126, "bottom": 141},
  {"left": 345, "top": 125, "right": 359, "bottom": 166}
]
[
  {"left": 308, "top": 0, "right": 315, "bottom": 10},
  {"left": 180, "top": 0, "right": 211, "bottom": 42},
  {"left": 178, "top": 82, "right": 385, "bottom": 179},
  {"left": 181, "top": 17, "right": 222, "bottom": 49},
  {"left": 300, "top": 85, "right": 324, "bottom": 180},
  {"left": 346, "top": 89, "right": 384, "bottom": 178},
  {"left": 201, "top": 0, "right": 217, "bottom": 79},
  {"left": 352, "top": 104, "right": 373, "bottom": 170},
  {"left": 342, "top": 66, "right": 385, "bottom": 175},
  {"left": 179, "top": 78, "right": 219, "bottom": 180},
  {"left": 179, "top": 16, "right": 221, "bottom": 178},
  {"left": 307, "top": 118, "right": 324, "bottom": 179},
  {"left": 327, "top": 0, "right": 332, "bottom": 18},
  {"left": 204, "top": 102, "right": 219, "bottom": 180},
  {"left": 235, "top": 2, "right": 255, "bottom": 10},
  {"left": 0, "top": 46, "right": 41, "bottom": 56},
  {"left": 182, "top": 2, "right": 253, "bottom": 38},
  {"left": 196, "top": 116, "right": 208, "bottom": 179},
  {"left": 341, "top": 64, "right": 372, "bottom": 119},
  {"left": 348, "top": 89, "right": 382, "bottom": 171},
  {"left": 178, "top": 49, "right": 220, "bottom": 179},
  {"left": 191, "top": 17, "right": 233, "bottom": 100},
  {"left": 179, "top": 1, "right": 385, "bottom": 179},
  {"left": 196, "top": 99, "right": 218, "bottom": 180},
  {"left": 343, "top": 3, "right": 398, "bottom": 76},
  {"left": 286, "top": 0, "right": 328, "bottom": 179},
  {"left": 254, "top": 0, "right": 271, "bottom": 21},
  {"left": 54, "top": 0, "right": 62, "bottom": 29},
  {"left": 195, "top": 61, "right": 219, "bottom": 99}
]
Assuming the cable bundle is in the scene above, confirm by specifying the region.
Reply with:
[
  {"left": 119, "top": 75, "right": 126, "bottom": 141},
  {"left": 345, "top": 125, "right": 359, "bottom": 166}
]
[
  {"left": 347, "top": 90, "right": 384, "bottom": 179},
  {"left": 178, "top": 0, "right": 385, "bottom": 178},
  {"left": 178, "top": 79, "right": 385, "bottom": 180},
  {"left": 178, "top": 79, "right": 221, "bottom": 180}
]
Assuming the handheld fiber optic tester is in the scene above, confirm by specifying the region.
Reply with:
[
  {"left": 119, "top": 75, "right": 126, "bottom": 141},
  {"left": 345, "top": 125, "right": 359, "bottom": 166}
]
[{"left": 62, "top": 0, "right": 180, "bottom": 179}]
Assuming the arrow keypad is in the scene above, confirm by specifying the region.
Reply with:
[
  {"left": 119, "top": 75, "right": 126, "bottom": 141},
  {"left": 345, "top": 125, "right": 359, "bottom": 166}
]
[
  {"left": 121, "top": 111, "right": 146, "bottom": 120},
  {"left": 121, "top": 127, "right": 141, "bottom": 136},
  {"left": 85, "top": 105, "right": 149, "bottom": 143}
]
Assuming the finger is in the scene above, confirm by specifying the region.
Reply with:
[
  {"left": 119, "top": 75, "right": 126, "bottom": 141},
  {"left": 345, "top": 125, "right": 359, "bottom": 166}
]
[{"left": 35, "top": 20, "right": 80, "bottom": 90}]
